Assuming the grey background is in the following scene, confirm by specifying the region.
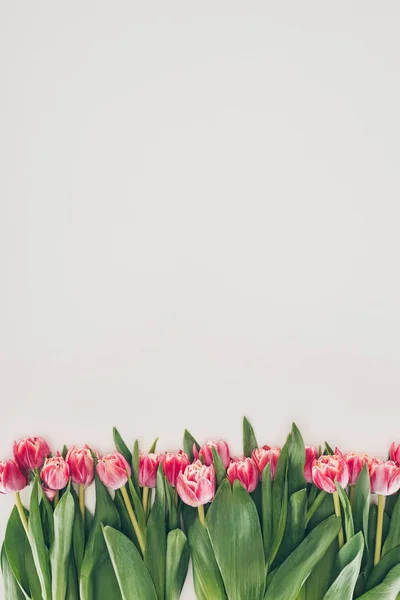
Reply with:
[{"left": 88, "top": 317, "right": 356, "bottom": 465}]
[{"left": 1, "top": 2, "right": 400, "bottom": 597}]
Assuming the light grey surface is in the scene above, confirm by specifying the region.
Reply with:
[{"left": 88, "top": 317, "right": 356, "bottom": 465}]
[{"left": 1, "top": 2, "right": 400, "bottom": 598}]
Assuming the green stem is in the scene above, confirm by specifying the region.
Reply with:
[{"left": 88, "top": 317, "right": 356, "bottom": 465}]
[
  {"left": 374, "top": 495, "right": 386, "bottom": 566},
  {"left": 174, "top": 489, "right": 179, "bottom": 508},
  {"left": 15, "top": 492, "right": 29, "bottom": 536},
  {"left": 333, "top": 491, "right": 344, "bottom": 549},
  {"left": 349, "top": 485, "right": 355, "bottom": 509},
  {"left": 79, "top": 484, "right": 85, "bottom": 524},
  {"left": 121, "top": 486, "right": 146, "bottom": 554},
  {"left": 198, "top": 504, "right": 206, "bottom": 527},
  {"left": 142, "top": 486, "right": 149, "bottom": 515},
  {"left": 54, "top": 491, "right": 59, "bottom": 508}
]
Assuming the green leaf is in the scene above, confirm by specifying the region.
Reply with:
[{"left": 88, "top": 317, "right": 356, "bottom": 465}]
[
  {"left": 145, "top": 466, "right": 167, "bottom": 600},
  {"left": 335, "top": 482, "right": 354, "bottom": 541},
  {"left": 272, "top": 439, "right": 289, "bottom": 537},
  {"left": 39, "top": 489, "right": 54, "bottom": 548},
  {"left": 264, "top": 515, "right": 341, "bottom": 600},
  {"left": 322, "top": 532, "right": 364, "bottom": 600},
  {"left": 66, "top": 556, "right": 80, "bottom": 600},
  {"left": 132, "top": 440, "right": 142, "bottom": 498},
  {"left": 128, "top": 476, "right": 147, "bottom": 538},
  {"left": 269, "top": 477, "right": 288, "bottom": 568},
  {"left": 182, "top": 506, "right": 227, "bottom": 600},
  {"left": 70, "top": 487, "right": 85, "bottom": 576},
  {"left": 207, "top": 479, "right": 265, "bottom": 600},
  {"left": 243, "top": 417, "right": 258, "bottom": 457},
  {"left": 148, "top": 437, "right": 159, "bottom": 453},
  {"left": 211, "top": 446, "right": 226, "bottom": 487},
  {"left": 103, "top": 526, "right": 158, "bottom": 600},
  {"left": 324, "top": 442, "right": 334, "bottom": 455},
  {"left": 183, "top": 430, "right": 200, "bottom": 462},
  {"left": 114, "top": 489, "right": 138, "bottom": 547},
  {"left": 353, "top": 464, "right": 370, "bottom": 552},
  {"left": 382, "top": 493, "right": 400, "bottom": 557},
  {"left": 92, "top": 555, "right": 122, "bottom": 600},
  {"left": 277, "top": 488, "right": 307, "bottom": 564},
  {"left": 366, "top": 545, "right": 400, "bottom": 591},
  {"left": 28, "top": 476, "right": 52, "bottom": 600},
  {"left": 262, "top": 464, "right": 273, "bottom": 561},
  {"left": 80, "top": 475, "right": 120, "bottom": 600},
  {"left": 4, "top": 505, "right": 30, "bottom": 597},
  {"left": 113, "top": 427, "right": 133, "bottom": 465},
  {"left": 357, "top": 564, "right": 400, "bottom": 599},
  {"left": 287, "top": 423, "right": 306, "bottom": 497},
  {"left": 305, "top": 490, "right": 327, "bottom": 526},
  {"left": 164, "top": 478, "right": 179, "bottom": 532},
  {"left": 1, "top": 543, "right": 27, "bottom": 600},
  {"left": 366, "top": 505, "right": 378, "bottom": 578},
  {"left": 50, "top": 487, "right": 75, "bottom": 600},
  {"left": 25, "top": 537, "right": 42, "bottom": 600},
  {"left": 165, "top": 530, "right": 190, "bottom": 600}
]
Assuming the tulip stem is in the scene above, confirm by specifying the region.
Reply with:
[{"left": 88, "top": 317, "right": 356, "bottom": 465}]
[
  {"left": 349, "top": 485, "right": 355, "bottom": 509},
  {"left": 174, "top": 489, "right": 178, "bottom": 508},
  {"left": 15, "top": 492, "right": 29, "bottom": 537},
  {"left": 198, "top": 504, "right": 206, "bottom": 527},
  {"left": 333, "top": 491, "right": 344, "bottom": 549},
  {"left": 54, "top": 491, "right": 59, "bottom": 508},
  {"left": 142, "top": 486, "right": 149, "bottom": 515},
  {"left": 374, "top": 494, "right": 386, "bottom": 566},
  {"left": 79, "top": 484, "right": 85, "bottom": 524},
  {"left": 121, "top": 486, "right": 146, "bottom": 554}
]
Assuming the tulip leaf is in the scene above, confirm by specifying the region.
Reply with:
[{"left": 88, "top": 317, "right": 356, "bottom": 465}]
[
  {"left": 50, "top": 487, "right": 75, "bottom": 600},
  {"left": 353, "top": 464, "right": 370, "bottom": 551},
  {"left": 92, "top": 554, "right": 122, "bottom": 600},
  {"left": 269, "top": 477, "right": 288, "bottom": 568},
  {"left": 165, "top": 529, "right": 190, "bottom": 600},
  {"left": 287, "top": 423, "right": 306, "bottom": 497},
  {"left": 28, "top": 476, "right": 52, "bottom": 600},
  {"left": 148, "top": 437, "right": 159, "bottom": 454},
  {"left": 357, "top": 563, "right": 400, "bottom": 599},
  {"left": 103, "top": 526, "right": 158, "bottom": 600},
  {"left": 211, "top": 446, "right": 226, "bottom": 487},
  {"left": 25, "top": 537, "right": 43, "bottom": 600},
  {"left": 272, "top": 440, "right": 289, "bottom": 537},
  {"left": 164, "top": 478, "right": 179, "bottom": 531},
  {"left": 66, "top": 557, "right": 80, "bottom": 600},
  {"left": 182, "top": 505, "right": 227, "bottom": 600},
  {"left": 264, "top": 515, "right": 341, "bottom": 600},
  {"left": 128, "top": 476, "right": 147, "bottom": 537},
  {"left": 39, "top": 488, "right": 55, "bottom": 547},
  {"left": 207, "top": 479, "right": 265, "bottom": 600},
  {"left": 80, "top": 475, "right": 120, "bottom": 600},
  {"left": 128, "top": 439, "right": 141, "bottom": 499},
  {"left": 183, "top": 430, "right": 200, "bottom": 462},
  {"left": 243, "top": 417, "right": 258, "bottom": 458},
  {"left": 69, "top": 486, "right": 85, "bottom": 576},
  {"left": 276, "top": 488, "right": 307, "bottom": 564},
  {"left": 324, "top": 442, "right": 335, "bottom": 455},
  {"left": 113, "top": 428, "right": 133, "bottom": 465},
  {"left": 382, "top": 493, "right": 400, "bottom": 557},
  {"left": 4, "top": 505, "right": 30, "bottom": 597},
  {"left": 322, "top": 532, "right": 364, "bottom": 600},
  {"left": 1, "top": 543, "right": 27, "bottom": 600},
  {"left": 114, "top": 489, "right": 139, "bottom": 548},
  {"left": 145, "top": 465, "right": 167, "bottom": 600},
  {"left": 366, "top": 544, "right": 400, "bottom": 591},
  {"left": 335, "top": 482, "right": 354, "bottom": 541},
  {"left": 262, "top": 464, "right": 273, "bottom": 561},
  {"left": 305, "top": 490, "right": 327, "bottom": 526}
]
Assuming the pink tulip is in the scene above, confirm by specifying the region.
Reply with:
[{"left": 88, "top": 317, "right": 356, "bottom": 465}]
[
  {"left": 344, "top": 453, "right": 373, "bottom": 486},
  {"left": 176, "top": 460, "right": 216, "bottom": 507},
  {"left": 40, "top": 454, "right": 70, "bottom": 490},
  {"left": 227, "top": 457, "right": 258, "bottom": 493},
  {"left": 66, "top": 446, "right": 97, "bottom": 486},
  {"left": 139, "top": 453, "right": 161, "bottom": 488},
  {"left": 41, "top": 484, "right": 57, "bottom": 502},
  {"left": 312, "top": 454, "right": 349, "bottom": 493},
  {"left": 96, "top": 452, "right": 131, "bottom": 490},
  {"left": 304, "top": 447, "right": 318, "bottom": 483},
  {"left": 162, "top": 451, "right": 190, "bottom": 487},
  {"left": 370, "top": 460, "right": 400, "bottom": 496},
  {"left": 252, "top": 446, "right": 281, "bottom": 480},
  {"left": 194, "top": 440, "right": 231, "bottom": 470},
  {"left": 14, "top": 436, "right": 50, "bottom": 470},
  {"left": 0, "top": 460, "right": 27, "bottom": 494},
  {"left": 390, "top": 443, "right": 400, "bottom": 465}
]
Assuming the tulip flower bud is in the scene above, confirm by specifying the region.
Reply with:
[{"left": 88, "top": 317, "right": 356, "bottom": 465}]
[
  {"left": 312, "top": 454, "right": 349, "bottom": 493},
  {"left": 40, "top": 454, "right": 70, "bottom": 490},
  {"left": 66, "top": 445, "right": 97, "bottom": 486},
  {"left": 176, "top": 460, "right": 216, "bottom": 507},
  {"left": 0, "top": 460, "right": 27, "bottom": 494},
  {"left": 227, "top": 457, "right": 258, "bottom": 493},
  {"left": 13, "top": 436, "right": 50, "bottom": 470},
  {"left": 194, "top": 440, "right": 231, "bottom": 470},
  {"left": 304, "top": 447, "right": 318, "bottom": 483},
  {"left": 370, "top": 460, "right": 400, "bottom": 496},
  {"left": 162, "top": 451, "right": 190, "bottom": 488},
  {"left": 96, "top": 452, "right": 131, "bottom": 490},
  {"left": 390, "top": 443, "right": 400, "bottom": 465},
  {"left": 252, "top": 446, "right": 281, "bottom": 480},
  {"left": 139, "top": 453, "right": 161, "bottom": 488},
  {"left": 41, "top": 484, "right": 57, "bottom": 502},
  {"left": 344, "top": 453, "right": 372, "bottom": 486}
]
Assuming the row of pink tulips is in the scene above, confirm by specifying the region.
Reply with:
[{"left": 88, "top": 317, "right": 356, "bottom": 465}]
[{"left": 2, "top": 437, "right": 400, "bottom": 502}]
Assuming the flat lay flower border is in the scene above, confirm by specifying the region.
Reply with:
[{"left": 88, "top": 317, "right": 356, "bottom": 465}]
[{"left": 2, "top": 420, "right": 400, "bottom": 599}]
